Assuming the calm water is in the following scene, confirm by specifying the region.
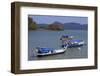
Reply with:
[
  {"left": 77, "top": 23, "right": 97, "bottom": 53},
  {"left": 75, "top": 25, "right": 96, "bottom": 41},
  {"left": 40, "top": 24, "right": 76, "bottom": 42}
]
[{"left": 28, "top": 30, "right": 88, "bottom": 61}]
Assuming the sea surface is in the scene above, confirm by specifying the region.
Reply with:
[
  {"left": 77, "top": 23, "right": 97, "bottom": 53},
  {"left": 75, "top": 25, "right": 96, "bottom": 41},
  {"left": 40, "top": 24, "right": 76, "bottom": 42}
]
[{"left": 28, "top": 30, "right": 88, "bottom": 61}]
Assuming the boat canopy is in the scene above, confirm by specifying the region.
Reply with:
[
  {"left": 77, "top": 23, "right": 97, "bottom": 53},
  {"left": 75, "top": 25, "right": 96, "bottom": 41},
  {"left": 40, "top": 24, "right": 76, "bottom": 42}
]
[{"left": 38, "top": 48, "right": 53, "bottom": 53}]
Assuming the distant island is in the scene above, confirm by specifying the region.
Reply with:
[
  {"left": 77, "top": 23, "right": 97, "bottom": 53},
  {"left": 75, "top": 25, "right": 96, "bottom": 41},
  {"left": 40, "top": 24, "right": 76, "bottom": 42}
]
[
  {"left": 28, "top": 17, "right": 88, "bottom": 31},
  {"left": 47, "top": 21, "right": 64, "bottom": 31}
]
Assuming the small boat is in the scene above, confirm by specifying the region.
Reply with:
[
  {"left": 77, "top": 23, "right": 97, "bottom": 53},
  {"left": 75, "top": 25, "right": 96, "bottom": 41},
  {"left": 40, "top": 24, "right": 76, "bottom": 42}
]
[
  {"left": 60, "top": 35, "right": 73, "bottom": 40},
  {"left": 35, "top": 46, "right": 67, "bottom": 56},
  {"left": 61, "top": 40, "right": 85, "bottom": 48}
]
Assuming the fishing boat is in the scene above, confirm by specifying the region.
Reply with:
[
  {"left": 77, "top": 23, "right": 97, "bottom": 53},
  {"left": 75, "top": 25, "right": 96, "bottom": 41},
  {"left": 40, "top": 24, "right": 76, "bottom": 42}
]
[
  {"left": 61, "top": 40, "right": 85, "bottom": 48},
  {"left": 60, "top": 35, "right": 73, "bottom": 40},
  {"left": 35, "top": 46, "right": 67, "bottom": 56}
]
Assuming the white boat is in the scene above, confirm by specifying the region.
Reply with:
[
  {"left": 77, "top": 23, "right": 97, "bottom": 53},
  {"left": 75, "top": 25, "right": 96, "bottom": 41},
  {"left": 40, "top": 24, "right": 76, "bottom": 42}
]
[
  {"left": 35, "top": 46, "right": 67, "bottom": 56},
  {"left": 61, "top": 40, "right": 85, "bottom": 48}
]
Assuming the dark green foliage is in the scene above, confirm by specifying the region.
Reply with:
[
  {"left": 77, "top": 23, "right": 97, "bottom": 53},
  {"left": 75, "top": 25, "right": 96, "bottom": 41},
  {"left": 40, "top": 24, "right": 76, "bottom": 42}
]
[{"left": 28, "top": 17, "right": 37, "bottom": 30}]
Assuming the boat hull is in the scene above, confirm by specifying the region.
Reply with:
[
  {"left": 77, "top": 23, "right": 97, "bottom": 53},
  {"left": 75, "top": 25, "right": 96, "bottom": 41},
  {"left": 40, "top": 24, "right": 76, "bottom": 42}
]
[
  {"left": 36, "top": 48, "right": 66, "bottom": 57},
  {"left": 62, "top": 40, "right": 84, "bottom": 48},
  {"left": 68, "top": 44, "right": 84, "bottom": 48},
  {"left": 37, "top": 51, "right": 65, "bottom": 57}
]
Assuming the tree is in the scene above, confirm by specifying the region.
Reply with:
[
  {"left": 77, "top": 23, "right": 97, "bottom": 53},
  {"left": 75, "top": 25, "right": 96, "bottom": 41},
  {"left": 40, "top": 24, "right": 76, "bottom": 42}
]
[{"left": 28, "top": 17, "right": 37, "bottom": 30}]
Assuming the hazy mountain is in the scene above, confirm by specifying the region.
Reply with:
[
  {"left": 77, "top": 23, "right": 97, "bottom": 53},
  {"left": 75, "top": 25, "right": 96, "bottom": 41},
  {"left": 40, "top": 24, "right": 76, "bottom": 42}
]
[
  {"left": 63, "top": 22, "right": 88, "bottom": 30},
  {"left": 47, "top": 21, "right": 64, "bottom": 30},
  {"left": 37, "top": 24, "right": 47, "bottom": 28},
  {"left": 37, "top": 22, "right": 88, "bottom": 30}
]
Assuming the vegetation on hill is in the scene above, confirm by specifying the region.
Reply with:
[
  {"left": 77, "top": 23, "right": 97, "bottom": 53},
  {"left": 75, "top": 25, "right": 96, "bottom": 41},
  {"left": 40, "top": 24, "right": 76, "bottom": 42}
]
[
  {"left": 28, "top": 17, "right": 37, "bottom": 30},
  {"left": 47, "top": 22, "right": 64, "bottom": 30}
]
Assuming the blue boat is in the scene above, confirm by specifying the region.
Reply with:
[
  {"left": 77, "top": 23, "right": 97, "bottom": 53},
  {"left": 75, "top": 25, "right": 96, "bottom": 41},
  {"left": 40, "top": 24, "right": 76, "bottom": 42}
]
[
  {"left": 61, "top": 40, "right": 84, "bottom": 48},
  {"left": 35, "top": 46, "right": 68, "bottom": 56}
]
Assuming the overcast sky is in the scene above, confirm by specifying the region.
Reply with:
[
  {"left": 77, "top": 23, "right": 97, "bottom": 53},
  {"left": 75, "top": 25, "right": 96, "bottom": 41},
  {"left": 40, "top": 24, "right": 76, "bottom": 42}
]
[{"left": 29, "top": 15, "right": 88, "bottom": 24}]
